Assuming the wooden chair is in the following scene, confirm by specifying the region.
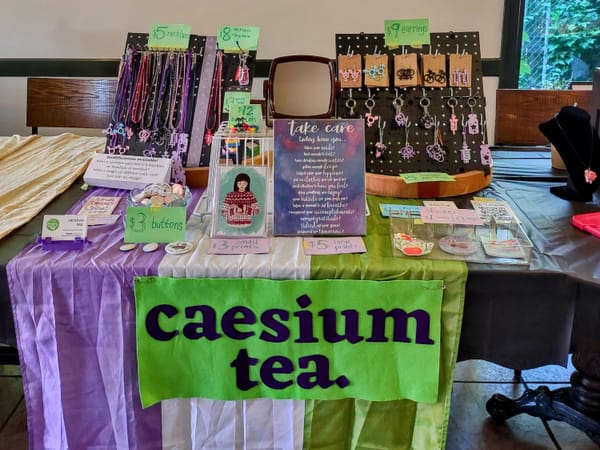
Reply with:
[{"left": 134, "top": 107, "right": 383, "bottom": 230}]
[
  {"left": 26, "top": 77, "right": 116, "bottom": 134},
  {"left": 495, "top": 89, "right": 592, "bottom": 146}
]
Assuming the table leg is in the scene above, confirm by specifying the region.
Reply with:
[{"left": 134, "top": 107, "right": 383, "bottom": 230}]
[{"left": 485, "top": 352, "right": 600, "bottom": 446}]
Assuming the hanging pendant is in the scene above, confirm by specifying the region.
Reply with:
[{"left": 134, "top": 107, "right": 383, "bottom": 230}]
[{"left": 584, "top": 169, "right": 597, "bottom": 184}]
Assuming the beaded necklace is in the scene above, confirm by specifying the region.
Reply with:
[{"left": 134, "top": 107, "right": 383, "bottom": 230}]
[{"left": 204, "top": 50, "right": 223, "bottom": 145}]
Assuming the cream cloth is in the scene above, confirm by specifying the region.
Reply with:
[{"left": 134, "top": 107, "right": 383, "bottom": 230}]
[
  {"left": 158, "top": 212, "right": 310, "bottom": 450},
  {"left": 0, "top": 133, "right": 104, "bottom": 239}
]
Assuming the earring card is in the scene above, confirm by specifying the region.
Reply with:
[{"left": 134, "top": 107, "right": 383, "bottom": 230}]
[
  {"left": 338, "top": 54, "right": 363, "bottom": 88},
  {"left": 363, "top": 54, "right": 389, "bottom": 88},
  {"left": 421, "top": 54, "right": 447, "bottom": 88},
  {"left": 449, "top": 53, "right": 473, "bottom": 87},
  {"left": 394, "top": 53, "right": 419, "bottom": 87}
]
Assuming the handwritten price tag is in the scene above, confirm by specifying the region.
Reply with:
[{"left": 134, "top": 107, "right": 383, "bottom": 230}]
[
  {"left": 217, "top": 26, "right": 260, "bottom": 52},
  {"left": 208, "top": 238, "right": 270, "bottom": 254},
  {"left": 303, "top": 237, "right": 366, "bottom": 255},
  {"left": 148, "top": 24, "right": 192, "bottom": 50},
  {"left": 223, "top": 91, "right": 252, "bottom": 114},
  {"left": 124, "top": 206, "right": 186, "bottom": 243},
  {"left": 419, "top": 207, "right": 484, "bottom": 226},
  {"left": 384, "top": 19, "right": 430, "bottom": 48},
  {"left": 228, "top": 104, "right": 262, "bottom": 133},
  {"left": 400, "top": 172, "right": 456, "bottom": 184}
]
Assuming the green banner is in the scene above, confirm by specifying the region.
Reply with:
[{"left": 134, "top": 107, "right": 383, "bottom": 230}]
[{"left": 134, "top": 277, "right": 443, "bottom": 408}]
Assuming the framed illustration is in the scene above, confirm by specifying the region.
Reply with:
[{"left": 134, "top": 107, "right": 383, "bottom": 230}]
[{"left": 211, "top": 165, "right": 268, "bottom": 237}]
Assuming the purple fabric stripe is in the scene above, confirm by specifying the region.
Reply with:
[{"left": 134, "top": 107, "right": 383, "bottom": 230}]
[{"left": 8, "top": 186, "right": 203, "bottom": 450}]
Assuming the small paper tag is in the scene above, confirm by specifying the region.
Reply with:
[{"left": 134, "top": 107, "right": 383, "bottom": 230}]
[
  {"left": 208, "top": 237, "right": 270, "bottom": 254},
  {"left": 337, "top": 54, "right": 363, "bottom": 88},
  {"left": 303, "top": 237, "right": 366, "bottom": 255},
  {"left": 227, "top": 104, "right": 262, "bottom": 133},
  {"left": 148, "top": 24, "right": 191, "bottom": 50}
]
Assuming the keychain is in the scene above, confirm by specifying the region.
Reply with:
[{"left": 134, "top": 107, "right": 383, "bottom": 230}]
[
  {"left": 418, "top": 89, "right": 435, "bottom": 129},
  {"left": 459, "top": 115, "right": 472, "bottom": 163},
  {"left": 399, "top": 121, "right": 415, "bottom": 160},
  {"left": 480, "top": 114, "right": 492, "bottom": 166},
  {"left": 393, "top": 89, "right": 408, "bottom": 127},
  {"left": 447, "top": 90, "right": 459, "bottom": 135},
  {"left": 345, "top": 89, "right": 357, "bottom": 117},
  {"left": 425, "top": 118, "right": 445, "bottom": 162},
  {"left": 374, "top": 119, "right": 387, "bottom": 159},
  {"left": 235, "top": 51, "right": 250, "bottom": 86},
  {"left": 466, "top": 94, "right": 479, "bottom": 135},
  {"left": 364, "top": 89, "right": 379, "bottom": 127}
]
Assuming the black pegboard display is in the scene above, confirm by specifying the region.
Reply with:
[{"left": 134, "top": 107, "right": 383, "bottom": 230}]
[
  {"left": 103, "top": 33, "right": 206, "bottom": 180},
  {"left": 335, "top": 32, "right": 491, "bottom": 177}
]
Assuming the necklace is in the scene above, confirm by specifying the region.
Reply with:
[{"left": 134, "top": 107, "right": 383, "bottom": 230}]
[
  {"left": 204, "top": 50, "right": 223, "bottom": 145},
  {"left": 554, "top": 116, "right": 598, "bottom": 184}
]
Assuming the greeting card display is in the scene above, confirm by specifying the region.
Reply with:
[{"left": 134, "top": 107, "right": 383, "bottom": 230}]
[
  {"left": 273, "top": 119, "right": 366, "bottom": 236},
  {"left": 211, "top": 165, "right": 268, "bottom": 238}
]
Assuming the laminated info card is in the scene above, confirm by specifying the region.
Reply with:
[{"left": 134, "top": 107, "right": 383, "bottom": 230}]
[{"left": 273, "top": 119, "right": 366, "bottom": 236}]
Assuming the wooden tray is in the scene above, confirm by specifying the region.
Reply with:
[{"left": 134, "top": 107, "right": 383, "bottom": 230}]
[{"left": 365, "top": 170, "right": 492, "bottom": 198}]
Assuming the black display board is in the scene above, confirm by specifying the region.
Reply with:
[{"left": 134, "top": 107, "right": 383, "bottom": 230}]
[
  {"left": 103, "top": 32, "right": 206, "bottom": 179},
  {"left": 335, "top": 32, "right": 491, "bottom": 177}
]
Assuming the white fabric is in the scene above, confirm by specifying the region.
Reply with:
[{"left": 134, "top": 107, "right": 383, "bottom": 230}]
[
  {"left": 158, "top": 211, "right": 310, "bottom": 450},
  {"left": 0, "top": 134, "right": 103, "bottom": 239}
]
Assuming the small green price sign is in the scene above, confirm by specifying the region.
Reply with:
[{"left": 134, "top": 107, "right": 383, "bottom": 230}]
[
  {"left": 223, "top": 91, "right": 252, "bottom": 114},
  {"left": 227, "top": 104, "right": 262, "bottom": 133},
  {"left": 124, "top": 206, "right": 186, "bottom": 243},
  {"left": 384, "top": 19, "right": 430, "bottom": 48},
  {"left": 400, "top": 172, "right": 456, "bottom": 184},
  {"left": 217, "top": 26, "right": 260, "bottom": 52},
  {"left": 148, "top": 24, "right": 192, "bottom": 50}
]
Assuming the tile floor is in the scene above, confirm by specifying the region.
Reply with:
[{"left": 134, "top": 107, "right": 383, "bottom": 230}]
[{"left": 1, "top": 358, "right": 599, "bottom": 449}]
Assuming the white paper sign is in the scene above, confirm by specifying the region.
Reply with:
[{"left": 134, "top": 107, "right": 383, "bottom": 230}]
[
  {"left": 84, "top": 154, "right": 172, "bottom": 190},
  {"left": 41, "top": 215, "right": 88, "bottom": 240}
]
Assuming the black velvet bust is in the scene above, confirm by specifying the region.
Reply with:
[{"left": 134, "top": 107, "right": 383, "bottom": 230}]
[{"left": 539, "top": 105, "right": 600, "bottom": 201}]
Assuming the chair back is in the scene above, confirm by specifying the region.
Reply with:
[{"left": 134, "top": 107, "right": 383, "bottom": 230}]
[{"left": 27, "top": 77, "right": 116, "bottom": 134}]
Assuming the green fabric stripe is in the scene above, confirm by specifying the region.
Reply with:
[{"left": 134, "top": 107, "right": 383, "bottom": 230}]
[{"left": 306, "top": 195, "right": 467, "bottom": 450}]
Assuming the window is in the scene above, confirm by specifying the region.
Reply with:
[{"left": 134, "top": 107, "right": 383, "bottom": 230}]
[{"left": 519, "top": 0, "right": 600, "bottom": 88}]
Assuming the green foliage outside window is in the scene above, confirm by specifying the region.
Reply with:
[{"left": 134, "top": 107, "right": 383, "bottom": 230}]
[{"left": 519, "top": 0, "right": 600, "bottom": 89}]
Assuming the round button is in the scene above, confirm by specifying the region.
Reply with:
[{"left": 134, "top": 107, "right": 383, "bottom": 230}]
[
  {"left": 119, "top": 243, "right": 136, "bottom": 252},
  {"left": 142, "top": 243, "right": 159, "bottom": 253},
  {"left": 165, "top": 241, "right": 193, "bottom": 255}
]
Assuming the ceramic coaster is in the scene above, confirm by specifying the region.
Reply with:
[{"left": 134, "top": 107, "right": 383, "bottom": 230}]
[
  {"left": 142, "top": 242, "right": 159, "bottom": 253},
  {"left": 165, "top": 241, "right": 194, "bottom": 255},
  {"left": 439, "top": 235, "right": 478, "bottom": 256},
  {"left": 119, "top": 243, "right": 136, "bottom": 252}
]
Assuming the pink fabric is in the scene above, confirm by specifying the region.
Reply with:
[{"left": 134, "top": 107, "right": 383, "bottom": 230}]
[{"left": 8, "top": 186, "right": 202, "bottom": 449}]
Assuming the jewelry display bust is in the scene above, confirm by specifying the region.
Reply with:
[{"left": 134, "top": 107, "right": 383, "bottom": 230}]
[{"left": 539, "top": 105, "right": 600, "bottom": 201}]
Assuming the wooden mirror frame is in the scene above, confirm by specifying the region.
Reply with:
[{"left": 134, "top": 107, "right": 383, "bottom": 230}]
[{"left": 263, "top": 55, "right": 337, "bottom": 127}]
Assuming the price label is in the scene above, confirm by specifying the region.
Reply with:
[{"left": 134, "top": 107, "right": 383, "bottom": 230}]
[
  {"left": 419, "top": 207, "right": 484, "bottom": 226},
  {"left": 217, "top": 26, "right": 260, "bottom": 52},
  {"left": 148, "top": 24, "right": 191, "bottom": 50},
  {"left": 208, "top": 238, "right": 270, "bottom": 254},
  {"left": 384, "top": 19, "right": 430, "bottom": 48},
  {"left": 303, "top": 237, "right": 367, "bottom": 255},
  {"left": 124, "top": 206, "right": 186, "bottom": 243},
  {"left": 223, "top": 91, "right": 252, "bottom": 114},
  {"left": 227, "top": 104, "right": 262, "bottom": 133},
  {"left": 400, "top": 172, "right": 456, "bottom": 184}
]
